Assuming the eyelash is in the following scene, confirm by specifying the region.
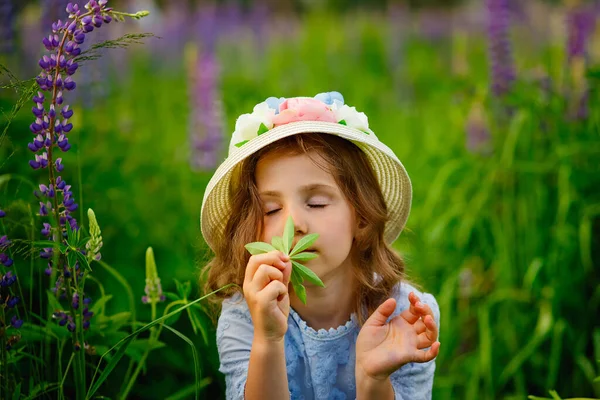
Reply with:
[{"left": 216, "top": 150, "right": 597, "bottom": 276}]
[{"left": 265, "top": 204, "right": 327, "bottom": 216}]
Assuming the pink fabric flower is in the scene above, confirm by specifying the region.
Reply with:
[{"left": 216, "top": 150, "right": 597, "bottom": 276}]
[{"left": 272, "top": 98, "right": 337, "bottom": 127}]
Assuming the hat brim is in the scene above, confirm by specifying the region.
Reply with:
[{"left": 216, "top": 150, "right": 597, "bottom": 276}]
[{"left": 200, "top": 120, "right": 412, "bottom": 251}]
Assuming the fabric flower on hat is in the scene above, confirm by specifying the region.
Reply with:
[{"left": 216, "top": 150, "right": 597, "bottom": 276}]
[
  {"left": 314, "top": 91, "right": 344, "bottom": 105},
  {"left": 272, "top": 98, "right": 337, "bottom": 127},
  {"left": 331, "top": 100, "right": 373, "bottom": 134},
  {"left": 230, "top": 101, "right": 276, "bottom": 149}
]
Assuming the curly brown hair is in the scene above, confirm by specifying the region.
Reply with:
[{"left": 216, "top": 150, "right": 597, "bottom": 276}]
[{"left": 200, "top": 132, "right": 409, "bottom": 327}]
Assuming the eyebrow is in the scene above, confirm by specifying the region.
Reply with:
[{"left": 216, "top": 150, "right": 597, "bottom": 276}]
[{"left": 259, "top": 183, "right": 337, "bottom": 197}]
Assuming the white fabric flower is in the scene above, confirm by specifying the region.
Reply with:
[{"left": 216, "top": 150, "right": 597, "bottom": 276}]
[
  {"left": 331, "top": 101, "right": 372, "bottom": 133},
  {"left": 230, "top": 102, "right": 276, "bottom": 149}
]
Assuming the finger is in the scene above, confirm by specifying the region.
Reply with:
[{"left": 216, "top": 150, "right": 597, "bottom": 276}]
[
  {"left": 249, "top": 264, "right": 284, "bottom": 293},
  {"left": 364, "top": 298, "right": 396, "bottom": 327},
  {"left": 413, "top": 341, "right": 440, "bottom": 363},
  {"left": 423, "top": 314, "right": 439, "bottom": 342},
  {"left": 244, "top": 251, "right": 288, "bottom": 287},
  {"left": 408, "top": 291, "right": 420, "bottom": 306},
  {"left": 256, "top": 280, "right": 288, "bottom": 305},
  {"left": 399, "top": 300, "right": 422, "bottom": 324},
  {"left": 414, "top": 301, "right": 435, "bottom": 320}
]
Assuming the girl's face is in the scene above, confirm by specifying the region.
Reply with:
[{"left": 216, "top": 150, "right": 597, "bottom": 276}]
[{"left": 255, "top": 150, "right": 358, "bottom": 282}]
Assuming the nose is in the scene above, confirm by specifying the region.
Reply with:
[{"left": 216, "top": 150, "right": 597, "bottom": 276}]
[{"left": 286, "top": 204, "right": 308, "bottom": 235}]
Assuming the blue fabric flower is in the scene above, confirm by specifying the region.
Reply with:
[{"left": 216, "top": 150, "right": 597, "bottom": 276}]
[
  {"left": 265, "top": 96, "right": 286, "bottom": 114},
  {"left": 314, "top": 91, "right": 344, "bottom": 105}
]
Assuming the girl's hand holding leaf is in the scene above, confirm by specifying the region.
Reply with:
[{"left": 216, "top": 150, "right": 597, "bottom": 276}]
[
  {"left": 244, "top": 216, "right": 325, "bottom": 306},
  {"left": 242, "top": 250, "right": 292, "bottom": 343}
]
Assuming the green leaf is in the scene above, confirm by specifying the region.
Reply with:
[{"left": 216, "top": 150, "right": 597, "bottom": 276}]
[
  {"left": 46, "top": 290, "right": 63, "bottom": 312},
  {"left": 31, "top": 240, "right": 68, "bottom": 253},
  {"left": 91, "top": 295, "right": 113, "bottom": 316},
  {"left": 87, "top": 335, "right": 136, "bottom": 398},
  {"left": 290, "top": 268, "right": 306, "bottom": 305},
  {"left": 12, "top": 382, "right": 21, "bottom": 400},
  {"left": 292, "top": 260, "right": 325, "bottom": 287},
  {"left": 338, "top": 119, "right": 347, "bottom": 125},
  {"left": 290, "top": 233, "right": 319, "bottom": 256},
  {"left": 235, "top": 140, "right": 249, "bottom": 148},
  {"left": 271, "top": 236, "right": 285, "bottom": 253},
  {"left": 244, "top": 242, "right": 276, "bottom": 255},
  {"left": 190, "top": 305, "right": 210, "bottom": 346},
  {"left": 74, "top": 249, "right": 92, "bottom": 272},
  {"left": 162, "top": 324, "right": 201, "bottom": 400},
  {"left": 282, "top": 216, "right": 294, "bottom": 255},
  {"left": 257, "top": 123, "right": 269, "bottom": 135},
  {"left": 164, "top": 292, "right": 179, "bottom": 301},
  {"left": 174, "top": 279, "right": 191, "bottom": 300},
  {"left": 67, "top": 251, "right": 77, "bottom": 269},
  {"left": 290, "top": 252, "right": 318, "bottom": 262}
]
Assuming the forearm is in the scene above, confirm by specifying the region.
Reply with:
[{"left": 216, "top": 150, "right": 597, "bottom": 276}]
[
  {"left": 245, "top": 338, "right": 289, "bottom": 400},
  {"left": 356, "top": 373, "right": 394, "bottom": 400}
]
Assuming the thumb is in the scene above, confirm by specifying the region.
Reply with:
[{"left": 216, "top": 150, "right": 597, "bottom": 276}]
[{"left": 365, "top": 298, "right": 397, "bottom": 327}]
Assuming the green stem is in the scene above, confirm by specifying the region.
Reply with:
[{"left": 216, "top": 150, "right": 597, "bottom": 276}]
[
  {"left": 65, "top": 272, "right": 85, "bottom": 400},
  {"left": 120, "top": 300, "right": 184, "bottom": 399}
]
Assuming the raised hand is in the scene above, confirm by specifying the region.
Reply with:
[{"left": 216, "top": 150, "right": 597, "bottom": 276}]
[
  {"left": 356, "top": 292, "right": 440, "bottom": 381},
  {"left": 243, "top": 250, "right": 292, "bottom": 343}
]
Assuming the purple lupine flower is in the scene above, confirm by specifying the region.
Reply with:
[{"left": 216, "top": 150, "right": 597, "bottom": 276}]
[
  {"left": 10, "top": 315, "right": 23, "bottom": 329},
  {"left": 187, "top": 47, "right": 224, "bottom": 171},
  {"left": 0, "top": 235, "right": 13, "bottom": 268},
  {"left": 386, "top": 3, "right": 408, "bottom": 74},
  {"left": 249, "top": 2, "right": 269, "bottom": 55},
  {"left": 565, "top": 4, "right": 597, "bottom": 120},
  {"left": 0, "top": 0, "right": 15, "bottom": 54},
  {"left": 486, "top": 0, "right": 516, "bottom": 96},
  {"left": 566, "top": 5, "right": 597, "bottom": 61},
  {"left": 30, "top": 1, "right": 118, "bottom": 240},
  {"left": 6, "top": 296, "right": 19, "bottom": 308}
]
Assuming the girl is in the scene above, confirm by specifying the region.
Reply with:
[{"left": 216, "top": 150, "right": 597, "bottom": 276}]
[{"left": 201, "top": 92, "right": 440, "bottom": 400}]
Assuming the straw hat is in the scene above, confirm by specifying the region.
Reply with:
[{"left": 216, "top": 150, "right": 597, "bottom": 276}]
[{"left": 200, "top": 92, "right": 412, "bottom": 251}]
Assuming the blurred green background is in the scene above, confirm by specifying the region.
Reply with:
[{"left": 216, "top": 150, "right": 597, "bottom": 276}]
[{"left": 1, "top": 0, "right": 599, "bottom": 398}]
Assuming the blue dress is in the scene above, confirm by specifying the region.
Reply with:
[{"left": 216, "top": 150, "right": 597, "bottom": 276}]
[{"left": 216, "top": 281, "right": 440, "bottom": 400}]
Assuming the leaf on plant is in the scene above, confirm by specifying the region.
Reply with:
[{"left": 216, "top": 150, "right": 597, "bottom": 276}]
[
  {"left": 74, "top": 249, "right": 92, "bottom": 272},
  {"left": 271, "top": 236, "right": 285, "bottom": 253},
  {"left": 46, "top": 290, "right": 63, "bottom": 312},
  {"left": 290, "top": 268, "right": 307, "bottom": 305},
  {"left": 90, "top": 295, "right": 113, "bottom": 316},
  {"left": 290, "top": 252, "right": 318, "bottom": 262},
  {"left": 282, "top": 216, "right": 294, "bottom": 255},
  {"left": 292, "top": 260, "right": 325, "bottom": 287},
  {"left": 290, "top": 233, "right": 319, "bottom": 256},
  {"left": 174, "top": 279, "right": 192, "bottom": 300},
  {"left": 31, "top": 240, "right": 68, "bottom": 253},
  {"left": 244, "top": 242, "right": 276, "bottom": 255},
  {"left": 67, "top": 251, "right": 77, "bottom": 269}
]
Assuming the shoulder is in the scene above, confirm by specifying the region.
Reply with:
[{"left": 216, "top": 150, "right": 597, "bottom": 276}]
[{"left": 388, "top": 281, "right": 440, "bottom": 325}]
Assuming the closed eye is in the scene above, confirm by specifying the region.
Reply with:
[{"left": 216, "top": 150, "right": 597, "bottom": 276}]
[
  {"left": 308, "top": 204, "right": 327, "bottom": 209},
  {"left": 265, "top": 209, "right": 281, "bottom": 216}
]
